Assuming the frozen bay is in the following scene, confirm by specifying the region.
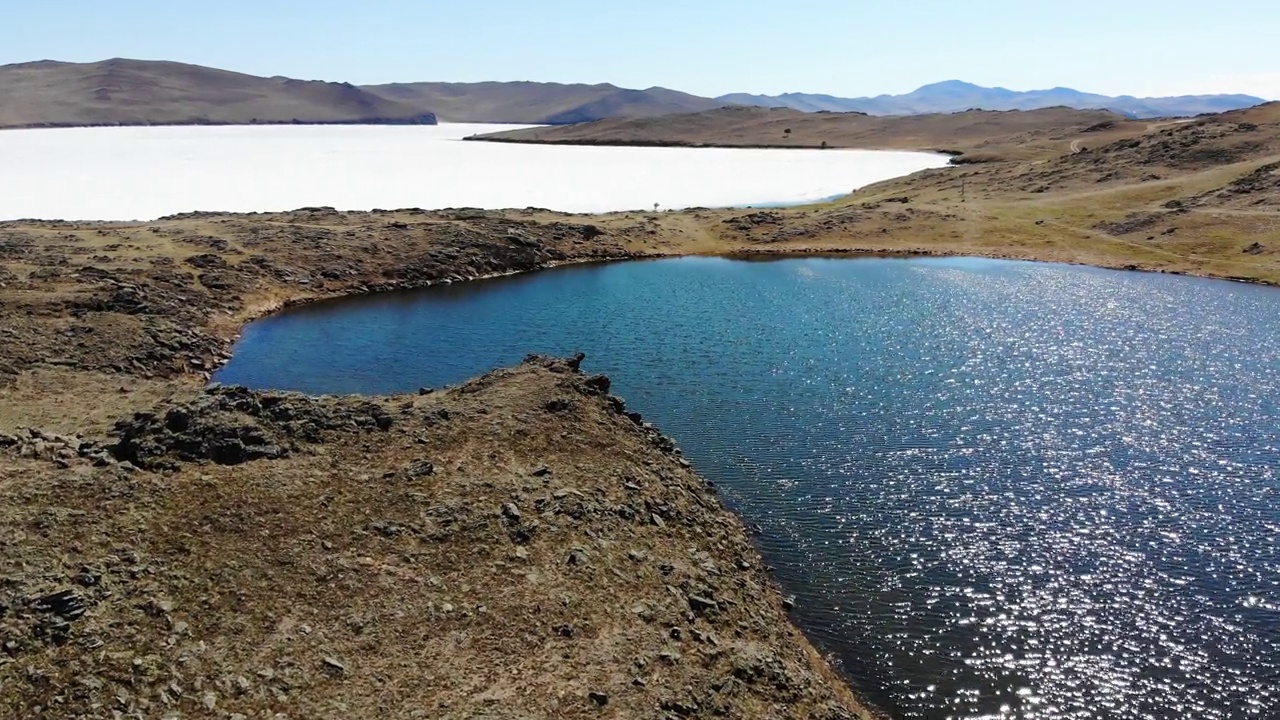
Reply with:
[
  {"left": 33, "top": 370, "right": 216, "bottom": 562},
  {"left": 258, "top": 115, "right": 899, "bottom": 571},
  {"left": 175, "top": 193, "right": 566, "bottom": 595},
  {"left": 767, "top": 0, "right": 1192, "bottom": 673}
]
[{"left": 0, "top": 123, "right": 950, "bottom": 221}]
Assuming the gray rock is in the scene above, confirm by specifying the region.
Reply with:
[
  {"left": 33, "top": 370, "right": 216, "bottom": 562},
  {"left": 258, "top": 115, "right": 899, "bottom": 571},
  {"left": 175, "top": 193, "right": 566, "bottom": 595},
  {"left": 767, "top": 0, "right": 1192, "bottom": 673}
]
[
  {"left": 322, "top": 657, "right": 347, "bottom": 676},
  {"left": 32, "top": 589, "right": 89, "bottom": 620},
  {"left": 686, "top": 595, "right": 719, "bottom": 613},
  {"left": 164, "top": 408, "right": 191, "bottom": 432},
  {"left": 405, "top": 460, "right": 434, "bottom": 478},
  {"left": 660, "top": 698, "right": 700, "bottom": 715}
]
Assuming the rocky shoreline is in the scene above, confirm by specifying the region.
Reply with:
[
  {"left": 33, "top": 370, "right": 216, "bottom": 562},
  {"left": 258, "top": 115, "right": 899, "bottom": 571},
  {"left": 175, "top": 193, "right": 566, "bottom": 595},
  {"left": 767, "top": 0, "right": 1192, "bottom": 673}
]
[
  {"left": 0, "top": 208, "right": 886, "bottom": 719},
  {"left": 0, "top": 355, "right": 880, "bottom": 719},
  {"left": 0, "top": 209, "right": 643, "bottom": 389}
]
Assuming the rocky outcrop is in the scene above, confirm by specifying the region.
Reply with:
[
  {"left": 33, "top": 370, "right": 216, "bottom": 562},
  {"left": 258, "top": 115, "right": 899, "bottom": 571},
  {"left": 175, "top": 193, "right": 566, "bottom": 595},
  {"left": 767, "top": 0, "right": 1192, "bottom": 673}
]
[
  {"left": 0, "top": 426, "right": 107, "bottom": 467},
  {"left": 1219, "top": 161, "right": 1280, "bottom": 203},
  {"left": 109, "top": 385, "right": 396, "bottom": 469},
  {"left": 723, "top": 211, "right": 785, "bottom": 233}
]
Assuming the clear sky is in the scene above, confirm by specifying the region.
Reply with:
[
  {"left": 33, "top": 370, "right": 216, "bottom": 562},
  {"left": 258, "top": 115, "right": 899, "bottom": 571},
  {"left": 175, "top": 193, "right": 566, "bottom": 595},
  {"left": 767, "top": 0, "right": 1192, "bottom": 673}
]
[{"left": 3, "top": 0, "right": 1278, "bottom": 99}]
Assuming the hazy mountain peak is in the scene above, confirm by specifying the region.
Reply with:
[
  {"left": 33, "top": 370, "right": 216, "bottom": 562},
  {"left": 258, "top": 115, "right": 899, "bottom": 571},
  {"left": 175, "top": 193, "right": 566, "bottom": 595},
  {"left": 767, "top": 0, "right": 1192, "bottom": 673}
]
[
  {"left": 915, "top": 79, "right": 984, "bottom": 91},
  {"left": 718, "top": 81, "right": 1265, "bottom": 118}
]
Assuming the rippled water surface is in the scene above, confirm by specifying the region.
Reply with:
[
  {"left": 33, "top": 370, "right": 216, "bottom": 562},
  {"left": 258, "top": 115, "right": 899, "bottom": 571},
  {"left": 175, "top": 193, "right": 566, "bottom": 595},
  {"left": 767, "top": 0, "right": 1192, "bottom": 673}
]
[{"left": 217, "top": 257, "right": 1280, "bottom": 719}]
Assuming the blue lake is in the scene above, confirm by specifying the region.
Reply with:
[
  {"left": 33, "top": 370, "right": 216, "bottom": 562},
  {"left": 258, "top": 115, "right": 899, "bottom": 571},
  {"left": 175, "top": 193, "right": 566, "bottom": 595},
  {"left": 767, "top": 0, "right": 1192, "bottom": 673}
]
[{"left": 216, "top": 256, "right": 1280, "bottom": 719}]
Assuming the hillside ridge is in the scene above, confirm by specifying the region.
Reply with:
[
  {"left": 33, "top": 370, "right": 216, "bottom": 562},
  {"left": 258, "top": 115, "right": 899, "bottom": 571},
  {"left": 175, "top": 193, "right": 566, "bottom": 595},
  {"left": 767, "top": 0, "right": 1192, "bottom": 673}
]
[
  {"left": 0, "top": 58, "right": 438, "bottom": 129},
  {"left": 0, "top": 58, "right": 730, "bottom": 129}
]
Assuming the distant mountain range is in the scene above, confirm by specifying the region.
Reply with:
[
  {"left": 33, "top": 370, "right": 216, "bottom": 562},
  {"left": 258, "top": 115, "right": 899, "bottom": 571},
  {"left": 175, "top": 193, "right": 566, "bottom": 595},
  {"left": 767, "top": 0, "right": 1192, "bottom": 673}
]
[
  {"left": 717, "top": 80, "right": 1265, "bottom": 119},
  {"left": 0, "top": 60, "right": 1268, "bottom": 130},
  {"left": 0, "top": 59, "right": 722, "bottom": 129},
  {"left": 0, "top": 59, "right": 438, "bottom": 128}
]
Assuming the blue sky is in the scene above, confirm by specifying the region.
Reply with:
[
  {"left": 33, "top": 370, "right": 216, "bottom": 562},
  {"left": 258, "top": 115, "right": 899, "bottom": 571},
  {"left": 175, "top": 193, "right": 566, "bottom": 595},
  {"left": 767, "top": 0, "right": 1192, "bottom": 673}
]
[{"left": 3, "top": 0, "right": 1278, "bottom": 99}]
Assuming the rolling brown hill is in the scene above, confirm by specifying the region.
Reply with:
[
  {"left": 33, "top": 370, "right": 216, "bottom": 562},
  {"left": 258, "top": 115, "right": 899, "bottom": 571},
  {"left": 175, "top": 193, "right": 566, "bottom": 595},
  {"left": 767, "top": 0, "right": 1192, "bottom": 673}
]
[
  {"left": 361, "top": 80, "right": 731, "bottom": 124},
  {"left": 0, "top": 58, "right": 438, "bottom": 128},
  {"left": 470, "top": 104, "right": 1147, "bottom": 159},
  {"left": 472, "top": 101, "right": 1280, "bottom": 284},
  {"left": 1018, "top": 102, "right": 1280, "bottom": 198}
]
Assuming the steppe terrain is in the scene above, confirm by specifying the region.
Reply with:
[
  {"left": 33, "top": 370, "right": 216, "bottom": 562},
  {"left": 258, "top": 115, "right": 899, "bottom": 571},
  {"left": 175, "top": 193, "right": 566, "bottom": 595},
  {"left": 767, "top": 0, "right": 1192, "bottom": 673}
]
[
  {"left": 477, "top": 103, "right": 1280, "bottom": 284},
  {"left": 2, "top": 99, "right": 1278, "bottom": 719}
]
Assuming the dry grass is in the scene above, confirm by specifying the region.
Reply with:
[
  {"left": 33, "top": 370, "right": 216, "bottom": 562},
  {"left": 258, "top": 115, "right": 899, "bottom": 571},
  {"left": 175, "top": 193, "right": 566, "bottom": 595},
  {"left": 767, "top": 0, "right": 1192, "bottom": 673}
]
[{"left": 0, "top": 368, "right": 192, "bottom": 436}]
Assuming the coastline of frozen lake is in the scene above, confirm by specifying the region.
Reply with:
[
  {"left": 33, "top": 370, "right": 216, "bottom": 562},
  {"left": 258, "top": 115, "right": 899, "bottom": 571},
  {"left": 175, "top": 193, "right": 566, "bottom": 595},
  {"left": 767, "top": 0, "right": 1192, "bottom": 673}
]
[{"left": 0, "top": 124, "right": 950, "bottom": 221}]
